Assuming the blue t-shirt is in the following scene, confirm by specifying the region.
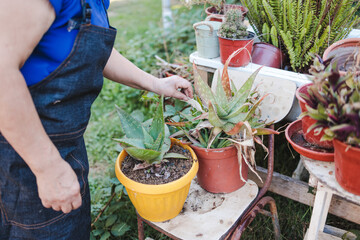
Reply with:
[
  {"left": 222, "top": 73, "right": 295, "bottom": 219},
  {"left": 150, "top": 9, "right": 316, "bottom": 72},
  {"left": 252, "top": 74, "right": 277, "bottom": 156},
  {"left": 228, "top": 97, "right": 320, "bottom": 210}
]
[{"left": 21, "top": 0, "right": 110, "bottom": 86}]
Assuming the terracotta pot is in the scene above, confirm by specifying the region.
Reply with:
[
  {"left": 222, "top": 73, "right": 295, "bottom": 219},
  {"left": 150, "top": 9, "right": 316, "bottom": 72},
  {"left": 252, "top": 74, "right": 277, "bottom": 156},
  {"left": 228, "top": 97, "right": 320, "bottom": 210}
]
[
  {"left": 334, "top": 139, "right": 360, "bottom": 195},
  {"left": 205, "top": 4, "right": 248, "bottom": 22},
  {"left": 218, "top": 32, "right": 255, "bottom": 67},
  {"left": 191, "top": 145, "right": 248, "bottom": 193},
  {"left": 323, "top": 38, "right": 360, "bottom": 76},
  {"left": 285, "top": 120, "right": 334, "bottom": 162},
  {"left": 251, "top": 42, "right": 286, "bottom": 69},
  {"left": 295, "top": 83, "right": 333, "bottom": 149}
]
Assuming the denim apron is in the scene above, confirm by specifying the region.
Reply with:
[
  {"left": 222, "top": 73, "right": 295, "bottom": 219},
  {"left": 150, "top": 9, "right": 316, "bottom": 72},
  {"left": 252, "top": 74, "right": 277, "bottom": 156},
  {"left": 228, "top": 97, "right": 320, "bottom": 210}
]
[{"left": 0, "top": 1, "right": 116, "bottom": 239}]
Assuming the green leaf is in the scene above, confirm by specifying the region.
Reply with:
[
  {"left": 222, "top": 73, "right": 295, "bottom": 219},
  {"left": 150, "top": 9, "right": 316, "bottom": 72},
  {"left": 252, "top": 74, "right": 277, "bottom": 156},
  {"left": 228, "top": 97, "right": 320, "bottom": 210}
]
[
  {"left": 228, "top": 67, "right": 262, "bottom": 111},
  {"left": 208, "top": 102, "right": 226, "bottom": 128},
  {"left": 114, "top": 138, "right": 145, "bottom": 149},
  {"left": 111, "top": 223, "right": 131, "bottom": 237},
  {"left": 149, "top": 95, "right": 165, "bottom": 140},
  {"left": 92, "top": 229, "right": 104, "bottom": 237},
  {"left": 163, "top": 152, "right": 188, "bottom": 159},
  {"left": 115, "top": 105, "right": 143, "bottom": 139},
  {"left": 125, "top": 147, "right": 161, "bottom": 163},
  {"left": 105, "top": 214, "right": 118, "bottom": 227},
  {"left": 99, "top": 231, "right": 111, "bottom": 240},
  {"left": 194, "top": 70, "right": 215, "bottom": 107}
]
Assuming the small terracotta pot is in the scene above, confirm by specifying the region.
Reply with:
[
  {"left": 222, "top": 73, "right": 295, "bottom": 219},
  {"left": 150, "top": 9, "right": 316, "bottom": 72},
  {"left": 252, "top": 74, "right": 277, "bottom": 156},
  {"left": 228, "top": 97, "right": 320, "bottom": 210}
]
[
  {"left": 334, "top": 139, "right": 360, "bottom": 195},
  {"left": 323, "top": 38, "right": 360, "bottom": 76},
  {"left": 251, "top": 42, "right": 286, "bottom": 69},
  {"left": 205, "top": 4, "right": 248, "bottom": 22},
  {"left": 218, "top": 32, "right": 255, "bottom": 67},
  {"left": 191, "top": 145, "right": 248, "bottom": 193},
  {"left": 296, "top": 83, "right": 333, "bottom": 149}
]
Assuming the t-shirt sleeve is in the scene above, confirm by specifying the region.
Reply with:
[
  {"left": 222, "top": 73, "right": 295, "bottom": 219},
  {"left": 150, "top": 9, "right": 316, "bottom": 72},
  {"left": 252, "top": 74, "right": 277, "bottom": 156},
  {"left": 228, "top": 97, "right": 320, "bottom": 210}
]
[{"left": 47, "top": 0, "right": 62, "bottom": 16}]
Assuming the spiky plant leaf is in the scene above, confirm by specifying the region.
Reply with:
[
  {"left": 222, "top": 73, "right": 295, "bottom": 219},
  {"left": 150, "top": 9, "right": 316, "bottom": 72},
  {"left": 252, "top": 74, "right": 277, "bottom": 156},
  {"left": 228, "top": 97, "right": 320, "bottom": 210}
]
[
  {"left": 115, "top": 105, "right": 143, "bottom": 139},
  {"left": 228, "top": 67, "right": 262, "bottom": 111},
  {"left": 163, "top": 153, "right": 188, "bottom": 159},
  {"left": 114, "top": 138, "right": 145, "bottom": 149},
  {"left": 149, "top": 96, "right": 165, "bottom": 141},
  {"left": 125, "top": 147, "right": 161, "bottom": 163}
]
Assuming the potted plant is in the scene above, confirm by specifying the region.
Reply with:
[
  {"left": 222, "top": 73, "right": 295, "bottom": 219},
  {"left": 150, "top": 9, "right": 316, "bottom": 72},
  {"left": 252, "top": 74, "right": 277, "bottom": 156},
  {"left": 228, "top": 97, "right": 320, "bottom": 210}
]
[
  {"left": 181, "top": 0, "right": 248, "bottom": 22},
  {"left": 323, "top": 38, "right": 360, "bottom": 76},
  {"left": 169, "top": 50, "right": 277, "bottom": 193},
  {"left": 296, "top": 56, "right": 334, "bottom": 150},
  {"left": 114, "top": 96, "right": 199, "bottom": 222},
  {"left": 302, "top": 59, "right": 360, "bottom": 195},
  {"left": 218, "top": 8, "right": 255, "bottom": 67},
  {"left": 240, "top": 0, "right": 360, "bottom": 73}
]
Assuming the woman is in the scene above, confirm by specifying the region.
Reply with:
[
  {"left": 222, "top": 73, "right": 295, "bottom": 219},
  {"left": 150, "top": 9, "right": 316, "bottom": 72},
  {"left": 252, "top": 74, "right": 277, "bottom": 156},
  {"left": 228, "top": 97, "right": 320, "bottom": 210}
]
[{"left": 0, "top": 0, "right": 192, "bottom": 239}]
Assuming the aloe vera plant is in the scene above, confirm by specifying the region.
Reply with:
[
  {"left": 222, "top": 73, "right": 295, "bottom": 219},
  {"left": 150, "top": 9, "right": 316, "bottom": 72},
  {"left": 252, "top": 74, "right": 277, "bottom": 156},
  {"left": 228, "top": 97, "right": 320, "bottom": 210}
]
[
  {"left": 115, "top": 96, "right": 186, "bottom": 165},
  {"left": 170, "top": 49, "right": 278, "bottom": 182}
]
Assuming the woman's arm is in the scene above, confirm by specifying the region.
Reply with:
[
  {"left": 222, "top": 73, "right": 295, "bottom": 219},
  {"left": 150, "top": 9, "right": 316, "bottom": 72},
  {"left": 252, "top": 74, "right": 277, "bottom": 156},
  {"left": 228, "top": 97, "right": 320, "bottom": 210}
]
[
  {"left": 103, "top": 48, "right": 193, "bottom": 100},
  {"left": 0, "top": 0, "right": 81, "bottom": 214}
]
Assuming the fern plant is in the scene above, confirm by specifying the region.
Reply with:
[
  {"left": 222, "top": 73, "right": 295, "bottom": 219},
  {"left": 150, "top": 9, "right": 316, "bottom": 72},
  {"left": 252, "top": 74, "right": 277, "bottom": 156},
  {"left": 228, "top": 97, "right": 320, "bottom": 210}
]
[{"left": 240, "top": 0, "right": 360, "bottom": 72}]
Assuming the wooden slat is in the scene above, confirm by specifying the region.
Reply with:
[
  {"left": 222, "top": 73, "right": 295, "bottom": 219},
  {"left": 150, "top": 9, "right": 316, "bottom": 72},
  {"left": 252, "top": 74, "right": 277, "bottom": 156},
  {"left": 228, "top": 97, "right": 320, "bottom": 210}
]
[{"left": 248, "top": 167, "right": 360, "bottom": 224}]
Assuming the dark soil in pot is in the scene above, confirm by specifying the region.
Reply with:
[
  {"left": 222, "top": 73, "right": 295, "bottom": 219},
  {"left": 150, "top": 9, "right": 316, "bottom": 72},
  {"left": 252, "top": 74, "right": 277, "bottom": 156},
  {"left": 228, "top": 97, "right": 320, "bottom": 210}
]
[
  {"left": 291, "top": 129, "right": 334, "bottom": 154},
  {"left": 121, "top": 145, "right": 193, "bottom": 185}
]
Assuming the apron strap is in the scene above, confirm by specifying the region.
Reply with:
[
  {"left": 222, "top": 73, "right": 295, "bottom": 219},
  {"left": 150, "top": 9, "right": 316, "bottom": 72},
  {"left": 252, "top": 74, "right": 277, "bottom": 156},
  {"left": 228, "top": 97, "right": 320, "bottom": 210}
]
[{"left": 67, "top": 0, "right": 92, "bottom": 32}]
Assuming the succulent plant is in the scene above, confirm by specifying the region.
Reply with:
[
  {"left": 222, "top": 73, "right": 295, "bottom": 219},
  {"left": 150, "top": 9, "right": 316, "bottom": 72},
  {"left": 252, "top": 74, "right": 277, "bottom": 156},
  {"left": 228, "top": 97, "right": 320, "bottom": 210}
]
[
  {"left": 180, "top": 0, "right": 225, "bottom": 11},
  {"left": 302, "top": 56, "right": 360, "bottom": 147},
  {"left": 115, "top": 96, "right": 186, "bottom": 165},
  {"left": 170, "top": 49, "right": 278, "bottom": 182},
  {"left": 218, "top": 8, "right": 248, "bottom": 39}
]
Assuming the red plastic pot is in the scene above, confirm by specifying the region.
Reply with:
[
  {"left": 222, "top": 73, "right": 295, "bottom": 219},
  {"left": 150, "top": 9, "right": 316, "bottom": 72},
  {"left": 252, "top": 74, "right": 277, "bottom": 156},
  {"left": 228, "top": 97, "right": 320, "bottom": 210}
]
[
  {"left": 334, "top": 139, "right": 360, "bottom": 195},
  {"left": 285, "top": 120, "right": 334, "bottom": 162},
  {"left": 191, "top": 145, "right": 248, "bottom": 193},
  {"left": 323, "top": 38, "right": 360, "bottom": 76},
  {"left": 218, "top": 32, "right": 255, "bottom": 67},
  {"left": 251, "top": 42, "right": 286, "bottom": 69},
  {"left": 205, "top": 4, "right": 248, "bottom": 22},
  {"left": 296, "top": 83, "right": 333, "bottom": 149}
]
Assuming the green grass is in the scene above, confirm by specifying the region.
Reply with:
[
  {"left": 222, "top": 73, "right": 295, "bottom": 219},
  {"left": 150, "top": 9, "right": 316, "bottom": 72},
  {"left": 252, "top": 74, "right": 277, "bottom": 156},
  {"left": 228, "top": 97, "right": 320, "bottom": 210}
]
[{"left": 86, "top": 1, "right": 360, "bottom": 239}]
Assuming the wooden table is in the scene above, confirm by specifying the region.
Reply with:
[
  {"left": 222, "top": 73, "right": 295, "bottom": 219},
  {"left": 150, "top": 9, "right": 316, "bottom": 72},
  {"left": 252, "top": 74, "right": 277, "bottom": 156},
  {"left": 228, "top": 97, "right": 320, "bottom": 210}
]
[
  {"left": 302, "top": 156, "right": 360, "bottom": 240},
  {"left": 139, "top": 178, "right": 259, "bottom": 240}
]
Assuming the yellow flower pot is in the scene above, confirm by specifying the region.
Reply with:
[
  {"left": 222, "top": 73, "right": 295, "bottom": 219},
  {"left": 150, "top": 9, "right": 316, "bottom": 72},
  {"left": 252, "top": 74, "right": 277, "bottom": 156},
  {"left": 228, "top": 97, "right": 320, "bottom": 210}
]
[{"left": 115, "top": 138, "right": 199, "bottom": 222}]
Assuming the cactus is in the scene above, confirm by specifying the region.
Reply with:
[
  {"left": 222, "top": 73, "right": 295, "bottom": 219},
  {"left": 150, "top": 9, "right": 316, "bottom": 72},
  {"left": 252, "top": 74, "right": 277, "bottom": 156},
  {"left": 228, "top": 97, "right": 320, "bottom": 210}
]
[
  {"left": 115, "top": 96, "right": 186, "bottom": 165},
  {"left": 218, "top": 8, "right": 248, "bottom": 39}
]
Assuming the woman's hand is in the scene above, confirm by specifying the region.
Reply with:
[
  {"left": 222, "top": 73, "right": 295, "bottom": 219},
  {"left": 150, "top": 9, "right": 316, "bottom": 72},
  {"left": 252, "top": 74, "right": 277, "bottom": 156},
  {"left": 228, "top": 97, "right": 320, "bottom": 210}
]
[
  {"left": 153, "top": 75, "right": 193, "bottom": 101},
  {"left": 35, "top": 156, "right": 82, "bottom": 214}
]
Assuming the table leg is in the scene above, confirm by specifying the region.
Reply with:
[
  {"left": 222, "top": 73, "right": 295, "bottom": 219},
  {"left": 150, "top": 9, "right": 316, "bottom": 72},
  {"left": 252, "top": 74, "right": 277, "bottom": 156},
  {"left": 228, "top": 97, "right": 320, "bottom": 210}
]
[{"left": 306, "top": 183, "right": 333, "bottom": 240}]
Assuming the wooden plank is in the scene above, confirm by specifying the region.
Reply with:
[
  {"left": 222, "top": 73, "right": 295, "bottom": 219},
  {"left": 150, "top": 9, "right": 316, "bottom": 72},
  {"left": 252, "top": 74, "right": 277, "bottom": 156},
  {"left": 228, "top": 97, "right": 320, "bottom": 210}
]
[{"left": 248, "top": 167, "right": 360, "bottom": 225}]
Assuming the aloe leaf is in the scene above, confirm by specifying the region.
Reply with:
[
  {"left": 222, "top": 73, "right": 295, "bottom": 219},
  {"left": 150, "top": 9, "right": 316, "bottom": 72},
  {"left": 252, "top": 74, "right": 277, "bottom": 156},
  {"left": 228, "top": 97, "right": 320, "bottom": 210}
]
[
  {"left": 143, "top": 127, "right": 155, "bottom": 149},
  {"left": 115, "top": 105, "right": 143, "bottom": 139},
  {"left": 193, "top": 64, "right": 216, "bottom": 107},
  {"left": 254, "top": 128, "right": 279, "bottom": 135},
  {"left": 244, "top": 93, "right": 269, "bottom": 121},
  {"left": 145, "top": 131, "right": 163, "bottom": 151},
  {"left": 125, "top": 147, "right": 161, "bottom": 163},
  {"left": 224, "top": 122, "right": 244, "bottom": 135},
  {"left": 215, "top": 71, "right": 229, "bottom": 108},
  {"left": 149, "top": 96, "right": 165, "bottom": 141},
  {"left": 163, "top": 153, "right": 188, "bottom": 159},
  {"left": 114, "top": 138, "right": 145, "bottom": 149},
  {"left": 229, "top": 67, "right": 263, "bottom": 111},
  {"left": 208, "top": 102, "right": 226, "bottom": 128}
]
